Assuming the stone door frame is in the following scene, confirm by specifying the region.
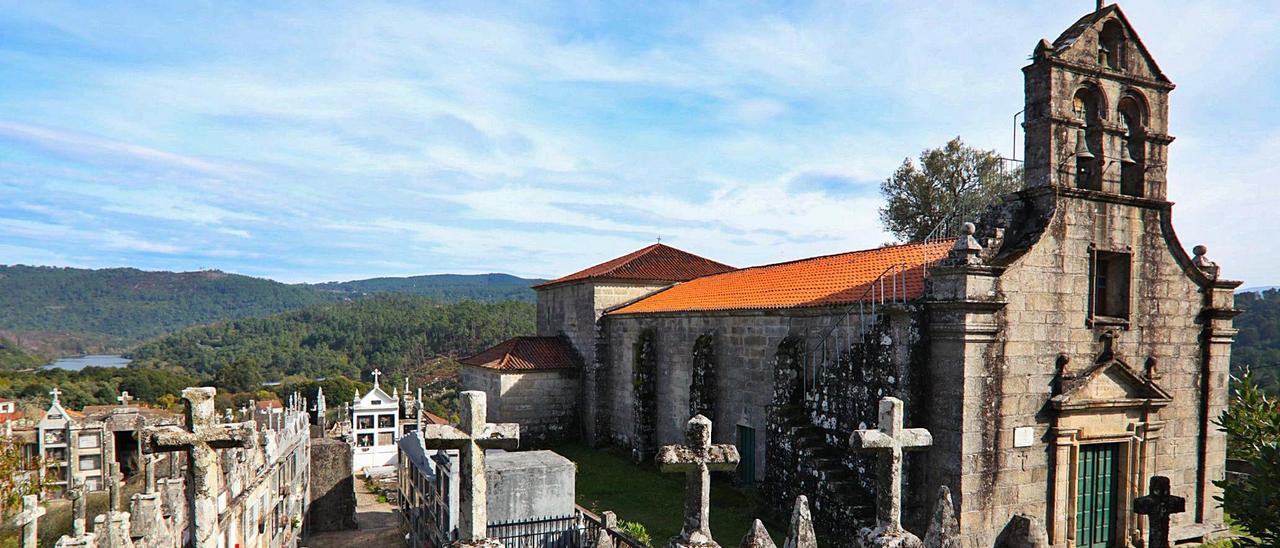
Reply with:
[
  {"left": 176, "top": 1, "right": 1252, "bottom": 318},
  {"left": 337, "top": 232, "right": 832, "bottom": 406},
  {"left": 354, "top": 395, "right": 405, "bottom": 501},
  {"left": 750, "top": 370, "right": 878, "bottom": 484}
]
[{"left": 1050, "top": 420, "right": 1164, "bottom": 547}]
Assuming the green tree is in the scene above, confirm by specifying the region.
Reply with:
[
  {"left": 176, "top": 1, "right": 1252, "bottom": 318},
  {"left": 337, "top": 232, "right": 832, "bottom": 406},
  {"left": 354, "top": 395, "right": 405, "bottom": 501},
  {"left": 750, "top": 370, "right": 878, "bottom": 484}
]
[
  {"left": 1213, "top": 371, "right": 1280, "bottom": 545},
  {"left": 879, "top": 137, "right": 1021, "bottom": 242},
  {"left": 214, "top": 360, "right": 264, "bottom": 393}
]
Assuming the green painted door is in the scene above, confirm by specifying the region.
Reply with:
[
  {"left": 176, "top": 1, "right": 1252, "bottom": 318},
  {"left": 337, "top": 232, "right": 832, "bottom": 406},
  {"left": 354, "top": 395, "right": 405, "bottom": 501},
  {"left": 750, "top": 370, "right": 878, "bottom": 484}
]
[
  {"left": 736, "top": 425, "right": 755, "bottom": 486},
  {"left": 1076, "top": 443, "right": 1120, "bottom": 548}
]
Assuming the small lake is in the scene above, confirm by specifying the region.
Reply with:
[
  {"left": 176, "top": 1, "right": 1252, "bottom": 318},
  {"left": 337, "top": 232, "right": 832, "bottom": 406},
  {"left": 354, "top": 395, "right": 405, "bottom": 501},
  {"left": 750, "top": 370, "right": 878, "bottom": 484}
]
[{"left": 46, "top": 355, "right": 131, "bottom": 371}]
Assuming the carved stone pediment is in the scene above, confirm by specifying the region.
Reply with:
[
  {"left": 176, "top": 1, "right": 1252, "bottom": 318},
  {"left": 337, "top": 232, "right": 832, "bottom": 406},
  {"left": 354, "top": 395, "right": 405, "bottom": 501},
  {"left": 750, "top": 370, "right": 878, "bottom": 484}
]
[{"left": 1051, "top": 357, "right": 1171, "bottom": 413}]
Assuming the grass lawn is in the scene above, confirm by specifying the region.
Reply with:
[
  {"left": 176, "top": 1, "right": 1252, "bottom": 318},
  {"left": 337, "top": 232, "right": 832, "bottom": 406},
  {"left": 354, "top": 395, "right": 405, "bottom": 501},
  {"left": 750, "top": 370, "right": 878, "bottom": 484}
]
[{"left": 553, "top": 443, "right": 784, "bottom": 546}]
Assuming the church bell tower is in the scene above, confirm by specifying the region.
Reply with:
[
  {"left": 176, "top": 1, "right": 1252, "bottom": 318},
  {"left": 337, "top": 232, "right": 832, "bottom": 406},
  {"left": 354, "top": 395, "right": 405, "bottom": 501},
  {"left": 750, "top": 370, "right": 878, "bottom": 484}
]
[{"left": 1022, "top": 4, "right": 1174, "bottom": 200}]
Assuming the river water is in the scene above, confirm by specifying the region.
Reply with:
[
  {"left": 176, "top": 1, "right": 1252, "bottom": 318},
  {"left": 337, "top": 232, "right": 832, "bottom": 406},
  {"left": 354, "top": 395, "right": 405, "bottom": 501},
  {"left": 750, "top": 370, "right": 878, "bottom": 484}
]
[{"left": 45, "top": 355, "right": 131, "bottom": 371}]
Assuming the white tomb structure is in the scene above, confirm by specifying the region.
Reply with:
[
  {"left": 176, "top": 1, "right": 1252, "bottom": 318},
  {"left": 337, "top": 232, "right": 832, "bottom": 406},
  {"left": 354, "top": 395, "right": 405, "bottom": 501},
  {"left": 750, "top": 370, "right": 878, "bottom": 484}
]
[{"left": 351, "top": 369, "right": 401, "bottom": 473}]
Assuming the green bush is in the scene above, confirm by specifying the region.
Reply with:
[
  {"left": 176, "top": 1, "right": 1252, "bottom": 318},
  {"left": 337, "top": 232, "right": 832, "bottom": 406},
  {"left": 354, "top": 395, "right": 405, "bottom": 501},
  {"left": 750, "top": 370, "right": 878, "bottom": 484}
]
[
  {"left": 1213, "top": 371, "right": 1280, "bottom": 546},
  {"left": 618, "top": 520, "right": 653, "bottom": 547}
]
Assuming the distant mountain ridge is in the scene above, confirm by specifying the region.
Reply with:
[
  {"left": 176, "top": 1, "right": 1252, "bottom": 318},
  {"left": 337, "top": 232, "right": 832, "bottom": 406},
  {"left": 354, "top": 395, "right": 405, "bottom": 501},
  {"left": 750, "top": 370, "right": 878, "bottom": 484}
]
[
  {"left": 308, "top": 273, "right": 547, "bottom": 302},
  {"left": 0, "top": 265, "right": 545, "bottom": 356}
]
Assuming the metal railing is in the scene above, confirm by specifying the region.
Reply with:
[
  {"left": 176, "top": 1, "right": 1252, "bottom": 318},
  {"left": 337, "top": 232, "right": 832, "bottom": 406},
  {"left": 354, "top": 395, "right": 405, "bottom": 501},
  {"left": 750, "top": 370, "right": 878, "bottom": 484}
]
[
  {"left": 488, "top": 514, "right": 581, "bottom": 548},
  {"left": 485, "top": 509, "right": 649, "bottom": 548},
  {"left": 802, "top": 263, "right": 919, "bottom": 393}
]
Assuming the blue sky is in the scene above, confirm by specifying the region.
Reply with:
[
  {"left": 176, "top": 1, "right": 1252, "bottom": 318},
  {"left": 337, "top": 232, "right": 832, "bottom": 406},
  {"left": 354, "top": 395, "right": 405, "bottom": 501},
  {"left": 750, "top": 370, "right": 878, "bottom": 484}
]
[{"left": 0, "top": 1, "right": 1276, "bottom": 285}]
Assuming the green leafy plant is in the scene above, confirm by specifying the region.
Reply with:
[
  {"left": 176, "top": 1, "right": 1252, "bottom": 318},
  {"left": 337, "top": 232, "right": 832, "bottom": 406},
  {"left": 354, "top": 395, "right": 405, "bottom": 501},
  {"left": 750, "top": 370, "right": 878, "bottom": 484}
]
[
  {"left": 1212, "top": 371, "right": 1280, "bottom": 546},
  {"left": 618, "top": 520, "right": 653, "bottom": 547}
]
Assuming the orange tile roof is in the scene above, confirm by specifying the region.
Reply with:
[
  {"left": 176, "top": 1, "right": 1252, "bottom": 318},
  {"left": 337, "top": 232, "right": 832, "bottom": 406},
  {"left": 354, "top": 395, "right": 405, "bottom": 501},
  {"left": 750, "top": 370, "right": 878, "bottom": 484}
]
[
  {"left": 460, "top": 336, "right": 580, "bottom": 371},
  {"left": 423, "top": 411, "right": 449, "bottom": 425},
  {"left": 533, "top": 243, "right": 734, "bottom": 289},
  {"left": 609, "top": 241, "right": 953, "bottom": 315}
]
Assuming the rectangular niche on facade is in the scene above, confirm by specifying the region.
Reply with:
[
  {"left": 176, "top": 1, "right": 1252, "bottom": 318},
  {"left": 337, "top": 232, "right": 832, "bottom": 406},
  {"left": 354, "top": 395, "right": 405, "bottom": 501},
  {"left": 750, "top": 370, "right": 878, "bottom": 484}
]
[{"left": 1089, "top": 249, "right": 1131, "bottom": 326}]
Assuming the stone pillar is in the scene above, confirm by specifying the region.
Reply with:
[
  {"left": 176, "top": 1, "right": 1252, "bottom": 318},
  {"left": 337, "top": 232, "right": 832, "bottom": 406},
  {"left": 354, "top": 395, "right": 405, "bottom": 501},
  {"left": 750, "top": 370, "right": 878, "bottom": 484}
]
[
  {"left": 1048, "top": 428, "right": 1077, "bottom": 545},
  {"left": 923, "top": 239, "right": 1007, "bottom": 540},
  {"left": 1198, "top": 276, "right": 1239, "bottom": 528}
]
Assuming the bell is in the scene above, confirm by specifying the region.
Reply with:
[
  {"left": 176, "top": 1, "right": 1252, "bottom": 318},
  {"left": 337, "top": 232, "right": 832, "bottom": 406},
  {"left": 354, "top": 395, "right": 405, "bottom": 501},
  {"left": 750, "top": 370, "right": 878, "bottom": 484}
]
[
  {"left": 1074, "top": 130, "right": 1095, "bottom": 160},
  {"left": 1120, "top": 141, "right": 1137, "bottom": 164}
]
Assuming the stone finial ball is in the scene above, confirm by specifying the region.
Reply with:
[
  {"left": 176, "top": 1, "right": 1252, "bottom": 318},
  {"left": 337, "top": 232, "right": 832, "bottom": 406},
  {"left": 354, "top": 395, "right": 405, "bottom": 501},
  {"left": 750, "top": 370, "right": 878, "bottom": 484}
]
[
  {"left": 1192, "top": 244, "right": 1208, "bottom": 257},
  {"left": 961, "top": 222, "right": 976, "bottom": 235}
]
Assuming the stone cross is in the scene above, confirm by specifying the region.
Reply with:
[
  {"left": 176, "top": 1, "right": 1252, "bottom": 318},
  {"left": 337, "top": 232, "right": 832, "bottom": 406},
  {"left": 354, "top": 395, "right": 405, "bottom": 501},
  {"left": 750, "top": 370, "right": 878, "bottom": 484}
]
[
  {"left": 370, "top": 368, "right": 382, "bottom": 388},
  {"left": 144, "top": 454, "right": 158, "bottom": 494},
  {"left": 849, "top": 397, "right": 932, "bottom": 534},
  {"left": 1134, "top": 476, "right": 1185, "bottom": 548},
  {"left": 144, "top": 387, "right": 254, "bottom": 548},
  {"left": 421, "top": 391, "right": 518, "bottom": 547},
  {"left": 117, "top": 391, "right": 133, "bottom": 406},
  {"left": 12, "top": 494, "right": 45, "bottom": 548},
  {"left": 107, "top": 461, "right": 123, "bottom": 511},
  {"left": 68, "top": 474, "right": 87, "bottom": 536},
  {"left": 657, "top": 414, "right": 740, "bottom": 548},
  {"left": 49, "top": 386, "right": 62, "bottom": 403}
]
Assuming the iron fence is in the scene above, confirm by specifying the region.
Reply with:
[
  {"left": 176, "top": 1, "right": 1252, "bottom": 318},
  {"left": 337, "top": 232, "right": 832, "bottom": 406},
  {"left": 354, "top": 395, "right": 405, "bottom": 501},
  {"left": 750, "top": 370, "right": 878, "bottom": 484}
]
[
  {"left": 488, "top": 514, "right": 582, "bottom": 548},
  {"left": 485, "top": 509, "right": 650, "bottom": 548}
]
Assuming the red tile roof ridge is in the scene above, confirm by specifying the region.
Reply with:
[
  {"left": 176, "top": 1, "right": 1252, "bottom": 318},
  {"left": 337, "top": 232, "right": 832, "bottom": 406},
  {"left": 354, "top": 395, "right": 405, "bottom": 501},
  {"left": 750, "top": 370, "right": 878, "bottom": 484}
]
[{"left": 533, "top": 243, "right": 734, "bottom": 289}]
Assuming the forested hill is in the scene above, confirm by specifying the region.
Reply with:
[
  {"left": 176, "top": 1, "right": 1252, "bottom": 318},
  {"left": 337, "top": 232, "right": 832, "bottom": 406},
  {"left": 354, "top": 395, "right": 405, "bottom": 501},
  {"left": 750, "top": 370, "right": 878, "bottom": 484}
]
[
  {"left": 1234, "top": 288, "right": 1280, "bottom": 392},
  {"left": 128, "top": 295, "right": 535, "bottom": 387},
  {"left": 0, "top": 265, "right": 335, "bottom": 342},
  {"left": 0, "top": 265, "right": 544, "bottom": 357},
  {"left": 308, "top": 273, "right": 545, "bottom": 302}
]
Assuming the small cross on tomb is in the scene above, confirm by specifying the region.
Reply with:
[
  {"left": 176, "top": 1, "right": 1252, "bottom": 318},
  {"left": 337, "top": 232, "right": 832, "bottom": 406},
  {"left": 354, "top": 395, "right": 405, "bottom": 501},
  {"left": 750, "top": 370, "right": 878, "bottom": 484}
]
[
  {"left": 657, "top": 414, "right": 740, "bottom": 548},
  {"left": 145, "top": 387, "right": 254, "bottom": 548},
  {"left": 421, "top": 390, "right": 518, "bottom": 547},
  {"left": 49, "top": 386, "right": 62, "bottom": 403},
  {"left": 11, "top": 494, "right": 45, "bottom": 548},
  {"left": 117, "top": 390, "right": 133, "bottom": 406},
  {"left": 370, "top": 368, "right": 382, "bottom": 388},
  {"left": 849, "top": 397, "right": 932, "bottom": 536},
  {"left": 1134, "top": 475, "right": 1185, "bottom": 548}
]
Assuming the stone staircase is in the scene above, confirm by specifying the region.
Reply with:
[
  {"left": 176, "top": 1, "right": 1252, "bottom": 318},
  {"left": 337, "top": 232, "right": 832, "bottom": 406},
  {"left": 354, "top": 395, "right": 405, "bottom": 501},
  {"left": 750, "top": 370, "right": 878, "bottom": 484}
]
[{"left": 771, "top": 404, "right": 872, "bottom": 520}]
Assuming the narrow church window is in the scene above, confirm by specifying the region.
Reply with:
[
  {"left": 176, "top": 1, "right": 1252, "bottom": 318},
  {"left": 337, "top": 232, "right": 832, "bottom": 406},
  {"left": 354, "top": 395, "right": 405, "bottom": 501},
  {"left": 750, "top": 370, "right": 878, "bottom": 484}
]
[
  {"left": 1090, "top": 250, "right": 1131, "bottom": 322},
  {"left": 1119, "top": 96, "right": 1146, "bottom": 197},
  {"left": 736, "top": 425, "right": 756, "bottom": 486}
]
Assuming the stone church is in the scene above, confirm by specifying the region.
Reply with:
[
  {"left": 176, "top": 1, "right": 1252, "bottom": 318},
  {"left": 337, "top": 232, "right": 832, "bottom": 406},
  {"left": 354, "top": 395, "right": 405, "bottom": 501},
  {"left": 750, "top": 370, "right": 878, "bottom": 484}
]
[{"left": 461, "top": 5, "right": 1238, "bottom": 546}]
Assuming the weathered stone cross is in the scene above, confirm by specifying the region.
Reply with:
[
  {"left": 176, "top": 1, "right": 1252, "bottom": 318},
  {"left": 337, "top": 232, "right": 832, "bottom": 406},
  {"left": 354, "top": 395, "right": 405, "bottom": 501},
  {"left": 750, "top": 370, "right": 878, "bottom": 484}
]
[
  {"left": 849, "top": 396, "right": 932, "bottom": 534},
  {"left": 12, "top": 494, "right": 45, "bottom": 548},
  {"left": 49, "top": 386, "right": 62, "bottom": 403},
  {"left": 657, "top": 414, "right": 740, "bottom": 548},
  {"left": 1134, "top": 475, "right": 1185, "bottom": 548},
  {"left": 117, "top": 391, "right": 133, "bottom": 406},
  {"left": 145, "top": 387, "right": 255, "bottom": 548},
  {"left": 421, "top": 390, "right": 518, "bottom": 547},
  {"left": 145, "top": 453, "right": 158, "bottom": 494},
  {"left": 107, "top": 461, "right": 123, "bottom": 511},
  {"left": 68, "top": 473, "right": 87, "bottom": 536}
]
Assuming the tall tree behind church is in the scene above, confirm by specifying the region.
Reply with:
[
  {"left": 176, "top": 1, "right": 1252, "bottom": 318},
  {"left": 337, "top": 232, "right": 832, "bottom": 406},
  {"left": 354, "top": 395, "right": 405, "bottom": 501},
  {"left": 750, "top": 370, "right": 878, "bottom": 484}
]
[{"left": 879, "top": 137, "right": 1021, "bottom": 242}]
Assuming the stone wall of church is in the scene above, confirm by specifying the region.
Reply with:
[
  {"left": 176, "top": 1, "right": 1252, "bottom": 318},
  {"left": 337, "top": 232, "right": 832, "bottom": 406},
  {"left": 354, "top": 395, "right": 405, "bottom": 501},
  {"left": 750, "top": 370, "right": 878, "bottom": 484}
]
[
  {"left": 597, "top": 311, "right": 824, "bottom": 477},
  {"left": 595, "top": 306, "right": 932, "bottom": 539},
  {"left": 763, "top": 308, "right": 930, "bottom": 540},
  {"left": 536, "top": 281, "right": 668, "bottom": 370},
  {"left": 927, "top": 190, "right": 1232, "bottom": 545}
]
